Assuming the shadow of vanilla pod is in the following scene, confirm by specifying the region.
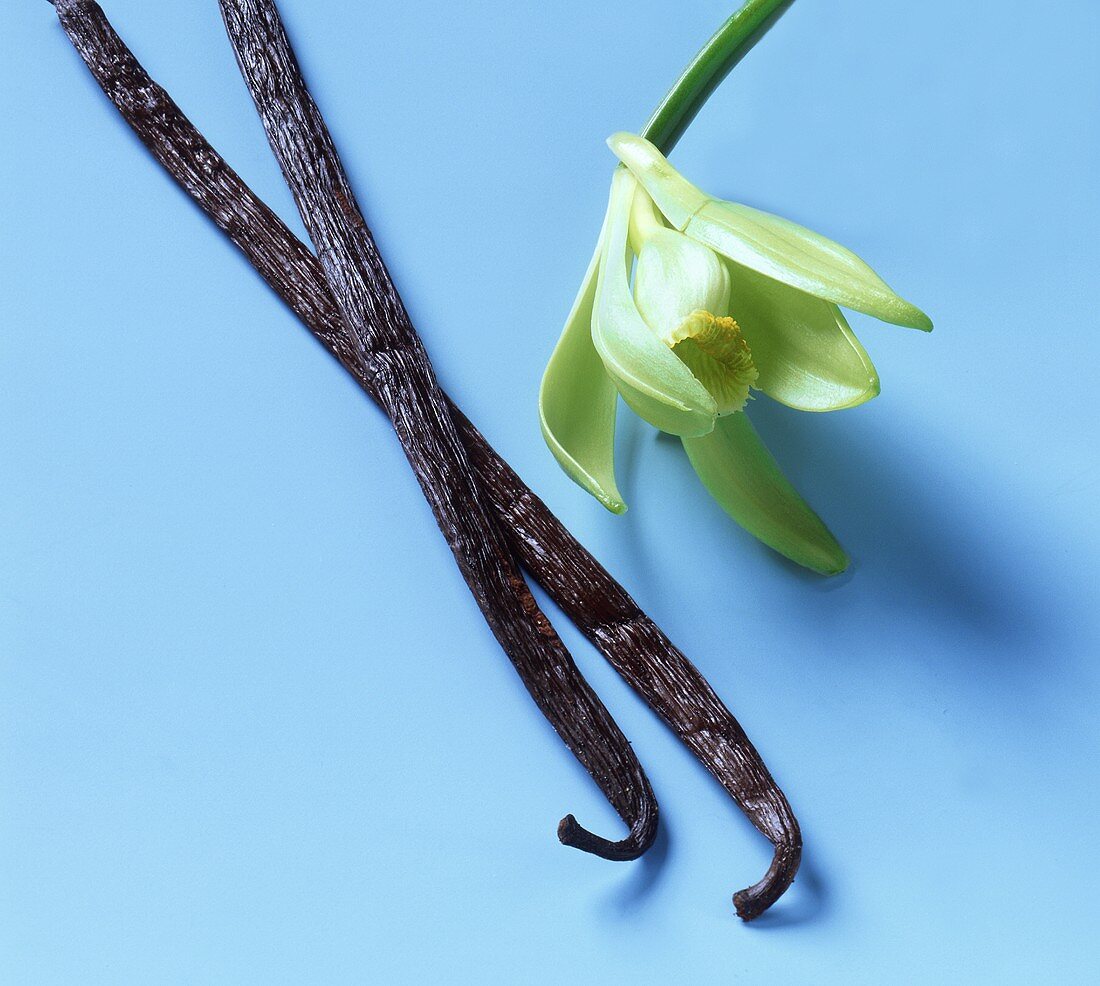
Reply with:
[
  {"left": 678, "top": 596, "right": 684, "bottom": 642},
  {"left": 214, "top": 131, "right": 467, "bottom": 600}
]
[{"left": 540, "top": 131, "right": 931, "bottom": 575}]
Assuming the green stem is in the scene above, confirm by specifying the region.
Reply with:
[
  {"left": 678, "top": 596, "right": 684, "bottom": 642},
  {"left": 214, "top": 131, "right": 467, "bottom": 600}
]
[{"left": 641, "top": 0, "right": 795, "bottom": 154}]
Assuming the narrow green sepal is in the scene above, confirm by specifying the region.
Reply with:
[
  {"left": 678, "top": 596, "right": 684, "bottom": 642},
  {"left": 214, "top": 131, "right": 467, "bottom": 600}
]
[
  {"left": 691, "top": 200, "right": 932, "bottom": 331},
  {"left": 682, "top": 413, "right": 849, "bottom": 575},
  {"left": 609, "top": 132, "right": 932, "bottom": 332},
  {"left": 539, "top": 229, "right": 627, "bottom": 513}
]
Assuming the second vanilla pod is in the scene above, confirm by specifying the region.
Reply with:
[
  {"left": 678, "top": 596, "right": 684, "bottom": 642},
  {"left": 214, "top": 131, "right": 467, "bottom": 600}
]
[{"left": 49, "top": 0, "right": 800, "bottom": 918}]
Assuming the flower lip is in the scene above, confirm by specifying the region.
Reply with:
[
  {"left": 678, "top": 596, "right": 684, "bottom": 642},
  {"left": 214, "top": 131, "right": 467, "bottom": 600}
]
[
  {"left": 631, "top": 224, "right": 755, "bottom": 415},
  {"left": 667, "top": 311, "right": 758, "bottom": 416}
]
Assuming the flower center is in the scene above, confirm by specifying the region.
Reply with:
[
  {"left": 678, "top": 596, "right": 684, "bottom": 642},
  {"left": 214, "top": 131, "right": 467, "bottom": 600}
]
[{"left": 663, "top": 311, "right": 757, "bottom": 415}]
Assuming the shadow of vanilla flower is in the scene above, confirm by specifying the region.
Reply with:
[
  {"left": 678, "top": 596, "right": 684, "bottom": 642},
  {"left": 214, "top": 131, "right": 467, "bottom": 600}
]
[{"left": 540, "top": 132, "right": 931, "bottom": 575}]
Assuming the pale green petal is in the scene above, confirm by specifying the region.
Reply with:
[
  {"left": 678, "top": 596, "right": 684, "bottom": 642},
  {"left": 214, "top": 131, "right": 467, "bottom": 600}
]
[
  {"left": 539, "top": 232, "right": 626, "bottom": 513},
  {"left": 627, "top": 185, "right": 667, "bottom": 255},
  {"left": 682, "top": 413, "right": 848, "bottom": 575},
  {"left": 728, "top": 263, "right": 880, "bottom": 412},
  {"left": 608, "top": 131, "right": 932, "bottom": 332},
  {"left": 592, "top": 168, "right": 717, "bottom": 437},
  {"left": 633, "top": 228, "right": 731, "bottom": 336}
]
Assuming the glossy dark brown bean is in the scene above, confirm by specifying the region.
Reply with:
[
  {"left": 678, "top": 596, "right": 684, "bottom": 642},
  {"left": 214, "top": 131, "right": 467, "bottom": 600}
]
[
  {"left": 52, "top": 0, "right": 656, "bottom": 864},
  {"left": 48, "top": 0, "right": 800, "bottom": 917}
]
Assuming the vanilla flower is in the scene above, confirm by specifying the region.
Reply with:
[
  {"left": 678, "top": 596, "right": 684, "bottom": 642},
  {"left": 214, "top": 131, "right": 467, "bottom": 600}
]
[{"left": 540, "top": 133, "right": 930, "bottom": 574}]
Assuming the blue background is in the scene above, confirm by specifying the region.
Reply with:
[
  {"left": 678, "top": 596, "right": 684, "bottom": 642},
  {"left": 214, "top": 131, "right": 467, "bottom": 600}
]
[{"left": 3, "top": 1, "right": 1098, "bottom": 982}]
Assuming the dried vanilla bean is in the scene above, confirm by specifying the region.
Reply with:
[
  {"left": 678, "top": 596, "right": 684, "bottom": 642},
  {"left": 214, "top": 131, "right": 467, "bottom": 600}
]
[
  {"left": 51, "top": 0, "right": 656, "bottom": 863},
  {"left": 48, "top": 0, "right": 800, "bottom": 917}
]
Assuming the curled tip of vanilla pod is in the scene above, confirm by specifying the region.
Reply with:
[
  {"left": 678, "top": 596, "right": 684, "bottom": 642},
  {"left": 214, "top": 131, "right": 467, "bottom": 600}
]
[
  {"left": 558, "top": 802, "right": 659, "bottom": 862},
  {"left": 732, "top": 811, "right": 801, "bottom": 921}
]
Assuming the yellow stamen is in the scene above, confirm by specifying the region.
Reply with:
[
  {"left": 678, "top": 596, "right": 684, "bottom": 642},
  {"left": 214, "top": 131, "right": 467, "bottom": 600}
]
[{"left": 665, "top": 311, "right": 757, "bottom": 415}]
